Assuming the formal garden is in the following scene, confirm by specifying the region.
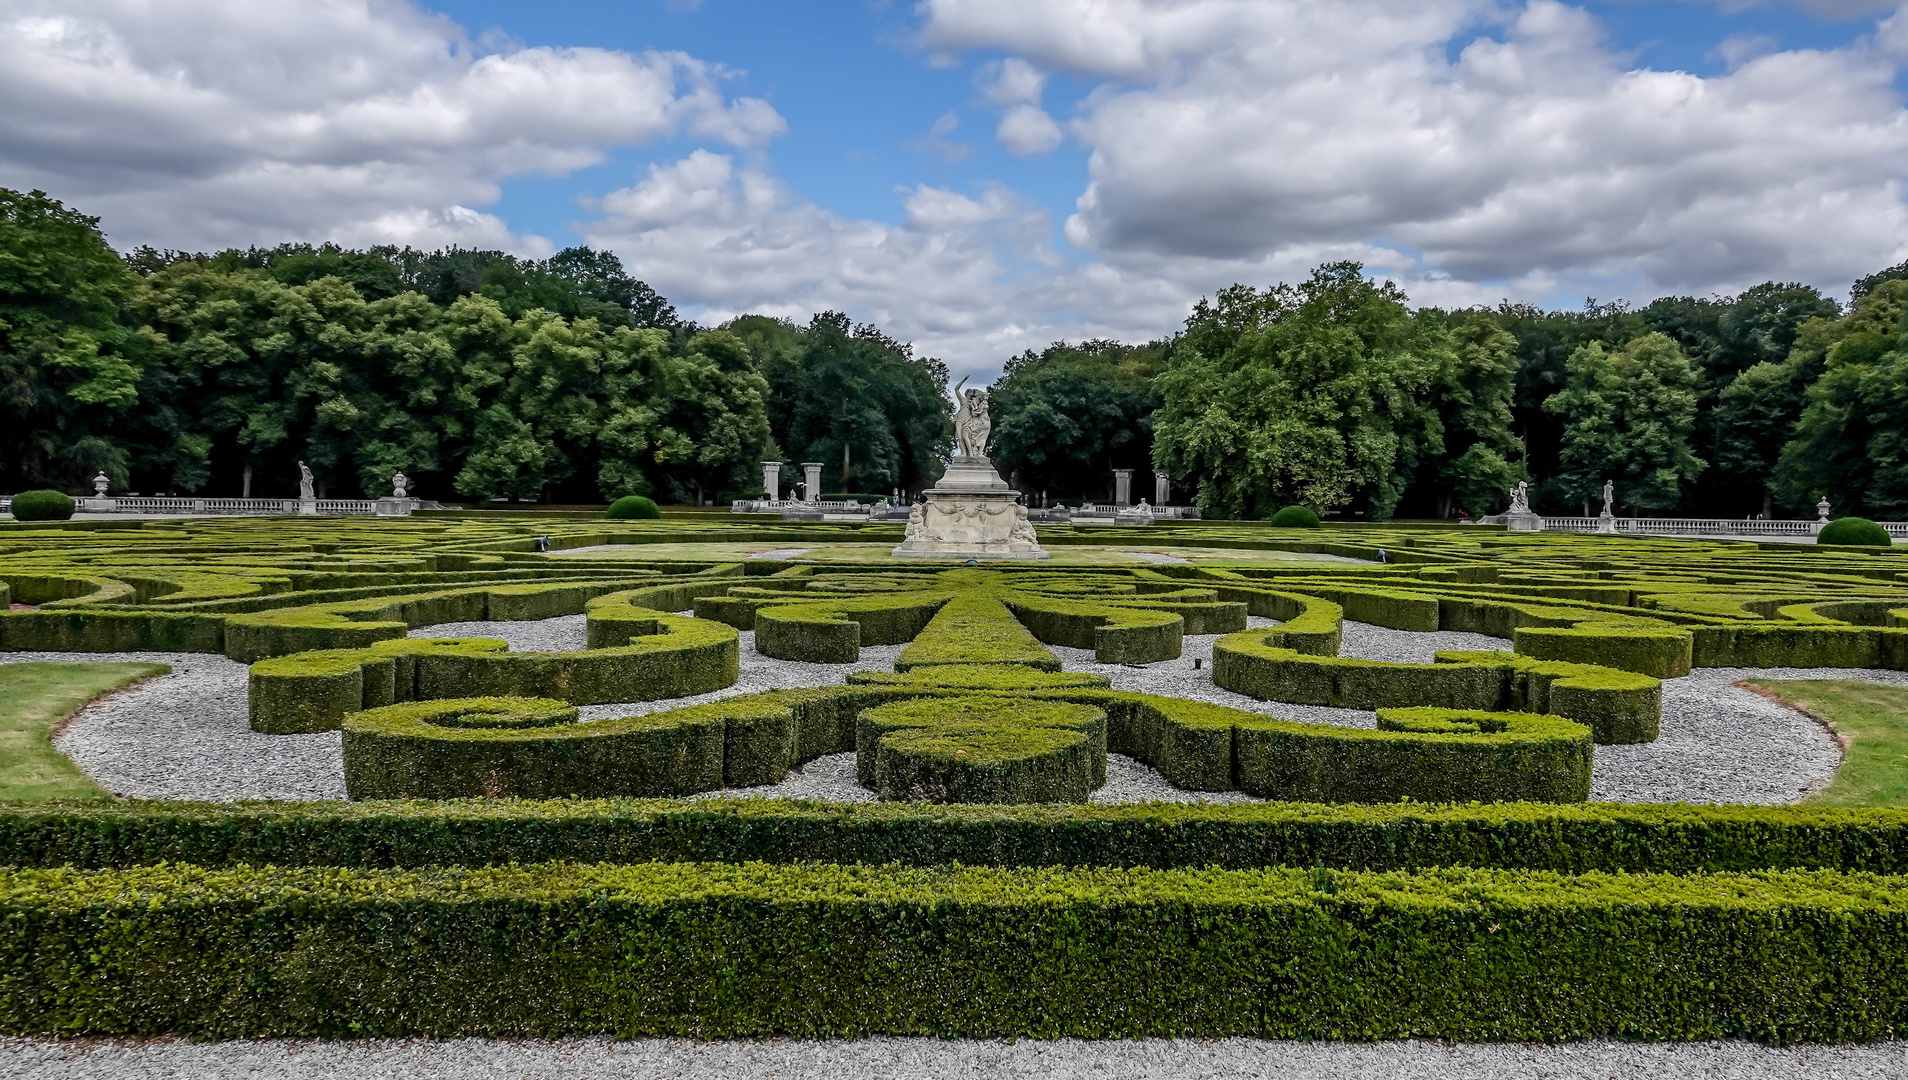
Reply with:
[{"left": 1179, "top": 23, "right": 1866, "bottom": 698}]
[{"left": 1, "top": 512, "right": 1907, "bottom": 1042}]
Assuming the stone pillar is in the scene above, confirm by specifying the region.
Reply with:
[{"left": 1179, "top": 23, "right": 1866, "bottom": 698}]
[
  {"left": 1813, "top": 496, "right": 1832, "bottom": 534},
  {"left": 802, "top": 462, "right": 823, "bottom": 503},
  {"left": 762, "top": 461, "right": 783, "bottom": 503},
  {"left": 1154, "top": 473, "right": 1170, "bottom": 506},
  {"left": 1113, "top": 469, "right": 1133, "bottom": 507}
]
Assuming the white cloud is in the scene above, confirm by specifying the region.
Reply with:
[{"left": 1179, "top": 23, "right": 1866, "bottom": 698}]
[
  {"left": 0, "top": 0, "right": 782, "bottom": 252},
  {"left": 920, "top": 0, "right": 1908, "bottom": 297},
  {"left": 978, "top": 57, "right": 1047, "bottom": 104},
  {"left": 996, "top": 104, "right": 1066, "bottom": 154}
]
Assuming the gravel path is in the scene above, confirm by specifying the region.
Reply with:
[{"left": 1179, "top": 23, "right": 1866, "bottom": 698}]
[
  {"left": 4, "top": 1035, "right": 1901, "bottom": 1079},
  {"left": 0, "top": 617, "right": 1866, "bottom": 805}
]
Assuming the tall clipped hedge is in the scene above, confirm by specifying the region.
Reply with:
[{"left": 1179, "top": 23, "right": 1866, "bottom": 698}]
[{"left": 4, "top": 861, "right": 1907, "bottom": 1041}]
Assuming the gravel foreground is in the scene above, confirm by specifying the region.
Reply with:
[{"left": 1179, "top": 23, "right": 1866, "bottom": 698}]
[{"left": 4, "top": 1036, "right": 1905, "bottom": 1080}]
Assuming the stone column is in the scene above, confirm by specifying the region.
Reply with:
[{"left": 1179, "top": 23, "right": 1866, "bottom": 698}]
[
  {"left": 802, "top": 462, "right": 823, "bottom": 503},
  {"left": 762, "top": 461, "right": 782, "bottom": 503},
  {"left": 1154, "top": 473, "right": 1170, "bottom": 506},
  {"left": 1113, "top": 469, "right": 1133, "bottom": 507}
]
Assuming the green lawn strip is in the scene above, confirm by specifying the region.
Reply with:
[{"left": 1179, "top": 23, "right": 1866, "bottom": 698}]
[
  {"left": 1742, "top": 679, "right": 1908, "bottom": 806},
  {"left": 0, "top": 662, "right": 168, "bottom": 800}
]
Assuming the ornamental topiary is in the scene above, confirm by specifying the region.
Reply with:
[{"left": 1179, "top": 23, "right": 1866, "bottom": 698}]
[
  {"left": 1266, "top": 505, "right": 1320, "bottom": 528},
  {"left": 1818, "top": 516, "right": 1891, "bottom": 546},
  {"left": 9, "top": 489, "right": 75, "bottom": 521},
  {"left": 606, "top": 495, "right": 660, "bottom": 519}
]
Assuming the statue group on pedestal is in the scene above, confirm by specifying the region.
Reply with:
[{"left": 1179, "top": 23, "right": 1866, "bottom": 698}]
[{"left": 951, "top": 377, "right": 991, "bottom": 460}]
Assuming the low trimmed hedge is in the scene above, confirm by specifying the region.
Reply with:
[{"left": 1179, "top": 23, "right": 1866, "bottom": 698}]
[
  {"left": 1211, "top": 631, "right": 1661, "bottom": 744},
  {"left": 7, "top": 490, "right": 74, "bottom": 521},
  {"left": 247, "top": 612, "right": 738, "bottom": 732},
  {"left": 9, "top": 799, "right": 1908, "bottom": 874},
  {"left": 859, "top": 696, "right": 1106, "bottom": 803},
  {"left": 893, "top": 592, "right": 1061, "bottom": 671},
  {"left": 4, "top": 860, "right": 1907, "bottom": 1041},
  {"left": 753, "top": 592, "right": 948, "bottom": 662}
]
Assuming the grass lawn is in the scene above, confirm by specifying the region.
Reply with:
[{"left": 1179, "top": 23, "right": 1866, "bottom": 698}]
[
  {"left": 1741, "top": 679, "right": 1908, "bottom": 806},
  {"left": 0, "top": 662, "right": 168, "bottom": 800}
]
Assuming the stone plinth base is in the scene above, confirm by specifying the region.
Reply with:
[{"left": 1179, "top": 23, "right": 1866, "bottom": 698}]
[
  {"left": 1597, "top": 512, "right": 1617, "bottom": 534},
  {"left": 891, "top": 461, "right": 1047, "bottom": 560},
  {"left": 374, "top": 497, "right": 413, "bottom": 517},
  {"left": 296, "top": 499, "right": 318, "bottom": 517},
  {"left": 1505, "top": 512, "right": 1544, "bottom": 532}
]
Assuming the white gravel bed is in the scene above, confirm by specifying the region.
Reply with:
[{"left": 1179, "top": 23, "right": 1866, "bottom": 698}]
[
  {"left": 5, "top": 650, "right": 346, "bottom": 801},
  {"left": 3, "top": 1035, "right": 1900, "bottom": 1080},
  {"left": 1127, "top": 551, "right": 1190, "bottom": 564}
]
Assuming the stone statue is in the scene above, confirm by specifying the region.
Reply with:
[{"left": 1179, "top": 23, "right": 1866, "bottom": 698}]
[
  {"left": 92, "top": 472, "right": 109, "bottom": 496},
  {"left": 1600, "top": 479, "right": 1614, "bottom": 517},
  {"left": 298, "top": 462, "right": 315, "bottom": 502},
  {"left": 1010, "top": 503, "right": 1037, "bottom": 545},
  {"left": 951, "top": 376, "right": 991, "bottom": 460},
  {"left": 905, "top": 501, "right": 929, "bottom": 542},
  {"left": 1508, "top": 481, "right": 1530, "bottom": 516},
  {"left": 392, "top": 471, "right": 409, "bottom": 498}
]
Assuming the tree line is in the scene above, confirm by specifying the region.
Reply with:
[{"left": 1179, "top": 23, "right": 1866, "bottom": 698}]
[
  {"left": 992, "top": 263, "right": 1908, "bottom": 521},
  {"left": 6, "top": 186, "right": 1906, "bottom": 518},
  {"left": 1, "top": 189, "right": 950, "bottom": 504}
]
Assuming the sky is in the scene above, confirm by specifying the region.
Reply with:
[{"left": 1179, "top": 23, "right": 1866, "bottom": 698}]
[{"left": 4, "top": 0, "right": 1908, "bottom": 383}]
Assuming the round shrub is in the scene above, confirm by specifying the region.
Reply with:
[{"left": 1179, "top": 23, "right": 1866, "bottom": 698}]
[
  {"left": 606, "top": 495, "right": 660, "bottom": 519},
  {"left": 9, "top": 489, "right": 75, "bottom": 521},
  {"left": 1819, "top": 516, "right": 1892, "bottom": 546},
  {"left": 1266, "top": 505, "right": 1321, "bottom": 529}
]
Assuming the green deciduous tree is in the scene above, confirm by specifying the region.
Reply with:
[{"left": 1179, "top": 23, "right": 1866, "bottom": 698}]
[
  {"left": 0, "top": 189, "right": 146, "bottom": 490},
  {"left": 1543, "top": 332, "right": 1705, "bottom": 512},
  {"left": 1152, "top": 263, "right": 1443, "bottom": 520},
  {"left": 1423, "top": 313, "right": 1524, "bottom": 517},
  {"left": 1774, "top": 279, "right": 1908, "bottom": 517},
  {"left": 986, "top": 339, "right": 1163, "bottom": 501},
  {"left": 740, "top": 312, "right": 951, "bottom": 497}
]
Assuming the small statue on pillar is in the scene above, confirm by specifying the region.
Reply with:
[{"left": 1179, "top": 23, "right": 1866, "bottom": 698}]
[
  {"left": 93, "top": 472, "right": 109, "bottom": 497},
  {"left": 392, "top": 471, "right": 409, "bottom": 499}
]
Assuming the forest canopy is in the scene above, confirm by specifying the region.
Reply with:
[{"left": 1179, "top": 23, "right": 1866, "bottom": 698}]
[{"left": 1, "top": 186, "right": 1892, "bottom": 519}]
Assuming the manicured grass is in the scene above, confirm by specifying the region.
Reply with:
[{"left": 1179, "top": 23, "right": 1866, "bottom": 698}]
[
  {"left": 1743, "top": 679, "right": 1908, "bottom": 806},
  {"left": 0, "top": 662, "right": 168, "bottom": 800}
]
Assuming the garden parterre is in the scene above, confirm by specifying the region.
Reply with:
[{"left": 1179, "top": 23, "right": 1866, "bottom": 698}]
[{"left": 7, "top": 514, "right": 1908, "bottom": 1039}]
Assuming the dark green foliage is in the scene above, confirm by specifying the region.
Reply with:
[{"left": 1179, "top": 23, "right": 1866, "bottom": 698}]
[
  {"left": 5, "top": 860, "right": 1908, "bottom": 1041},
  {"left": 1266, "top": 505, "right": 1321, "bottom": 528},
  {"left": 8, "top": 798, "right": 1908, "bottom": 875},
  {"left": 0, "top": 190, "right": 140, "bottom": 493},
  {"left": 7, "top": 491, "right": 74, "bottom": 521},
  {"left": 986, "top": 339, "right": 1163, "bottom": 501},
  {"left": 606, "top": 495, "right": 660, "bottom": 519},
  {"left": 1819, "top": 517, "right": 1892, "bottom": 547},
  {"left": 733, "top": 311, "right": 952, "bottom": 496}
]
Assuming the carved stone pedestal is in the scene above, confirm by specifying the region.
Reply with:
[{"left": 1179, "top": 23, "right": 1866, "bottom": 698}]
[{"left": 891, "top": 456, "right": 1047, "bottom": 560}]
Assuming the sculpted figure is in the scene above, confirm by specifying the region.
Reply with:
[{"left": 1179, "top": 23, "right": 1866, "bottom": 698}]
[
  {"left": 905, "top": 501, "right": 929, "bottom": 542},
  {"left": 1011, "top": 504, "right": 1037, "bottom": 545},
  {"left": 1508, "top": 480, "right": 1530, "bottom": 515},
  {"left": 1601, "top": 479, "right": 1614, "bottom": 516},
  {"left": 298, "top": 462, "right": 315, "bottom": 501},
  {"left": 951, "top": 376, "right": 991, "bottom": 460}
]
